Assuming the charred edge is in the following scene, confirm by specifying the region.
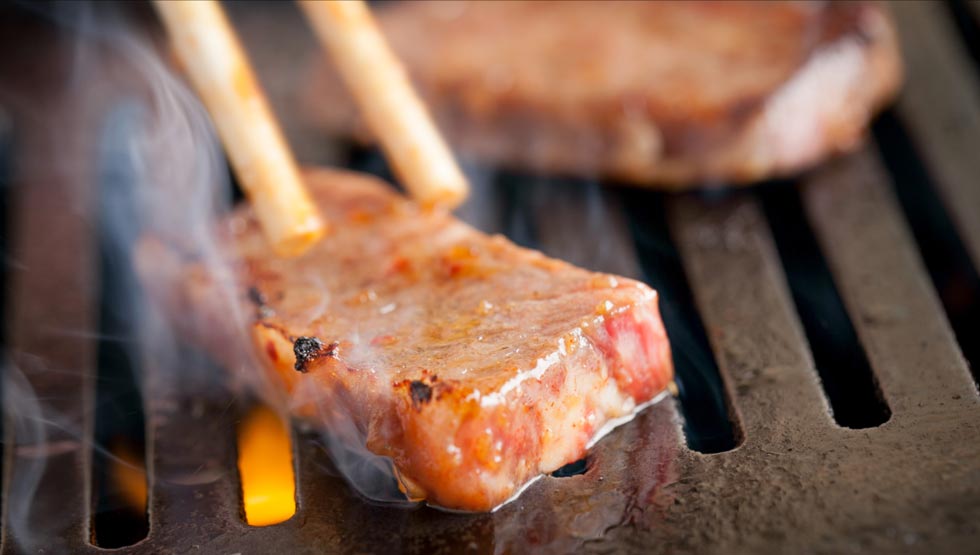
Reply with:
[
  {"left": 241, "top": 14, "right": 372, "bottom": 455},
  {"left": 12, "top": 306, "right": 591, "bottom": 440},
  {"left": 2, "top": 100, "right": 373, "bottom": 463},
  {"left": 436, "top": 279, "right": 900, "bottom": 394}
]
[
  {"left": 293, "top": 336, "right": 340, "bottom": 373},
  {"left": 409, "top": 380, "right": 433, "bottom": 411}
]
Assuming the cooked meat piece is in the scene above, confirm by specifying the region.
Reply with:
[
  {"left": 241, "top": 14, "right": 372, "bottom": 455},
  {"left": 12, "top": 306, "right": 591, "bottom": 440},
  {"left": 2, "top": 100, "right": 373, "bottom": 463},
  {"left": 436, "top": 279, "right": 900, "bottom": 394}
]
[
  {"left": 138, "top": 168, "right": 674, "bottom": 511},
  {"left": 306, "top": 1, "right": 902, "bottom": 187}
]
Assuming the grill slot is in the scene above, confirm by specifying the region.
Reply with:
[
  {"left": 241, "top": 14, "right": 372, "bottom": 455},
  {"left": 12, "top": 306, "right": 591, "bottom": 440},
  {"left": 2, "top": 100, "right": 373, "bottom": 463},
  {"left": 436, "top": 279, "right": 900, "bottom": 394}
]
[
  {"left": 948, "top": 0, "right": 980, "bottom": 71},
  {"left": 0, "top": 105, "right": 10, "bottom": 551},
  {"left": 669, "top": 194, "right": 836, "bottom": 444},
  {"left": 91, "top": 110, "right": 149, "bottom": 548},
  {"left": 889, "top": 0, "right": 980, "bottom": 385},
  {"left": 873, "top": 112, "right": 980, "bottom": 385},
  {"left": 759, "top": 183, "right": 890, "bottom": 428},
  {"left": 497, "top": 172, "right": 540, "bottom": 249},
  {"left": 892, "top": 1, "right": 980, "bottom": 270},
  {"left": 625, "top": 190, "right": 740, "bottom": 453},
  {"left": 346, "top": 146, "right": 397, "bottom": 192},
  {"left": 91, "top": 254, "right": 149, "bottom": 548},
  {"left": 0, "top": 120, "right": 10, "bottom": 343},
  {"left": 802, "top": 148, "right": 976, "bottom": 418},
  {"left": 550, "top": 457, "right": 589, "bottom": 478},
  {"left": 2, "top": 106, "right": 99, "bottom": 554}
]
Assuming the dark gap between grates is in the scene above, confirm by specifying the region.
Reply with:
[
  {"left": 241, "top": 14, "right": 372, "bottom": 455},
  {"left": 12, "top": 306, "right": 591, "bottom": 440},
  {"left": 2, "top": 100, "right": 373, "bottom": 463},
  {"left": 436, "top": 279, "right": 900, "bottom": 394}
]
[
  {"left": 0, "top": 110, "right": 11, "bottom": 548},
  {"left": 623, "top": 190, "right": 740, "bottom": 453},
  {"left": 228, "top": 157, "right": 247, "bottom": 205},
  {"left": 496, "top": 171, "right": 542, "bottom": 249},
  {"left": 346, "top": 144, "right": 399, "bottom": 190},
  {"left": 873, "top": 111, "right": 980, "bottom": 385},
  {"left": 0, "top": 120, "right": 10, "bottom": 333},
  {"left": 947, "top": 0, "right": 980, "bottom": 71},
  {"left": 551, "top": 457, "right": 589, "bottom": 478},
  {"left": 91, "top": 106, "right": 149, "bottom": 548},
  {"left": 759, "top": 183, "right": 891, "bottom": 429}
]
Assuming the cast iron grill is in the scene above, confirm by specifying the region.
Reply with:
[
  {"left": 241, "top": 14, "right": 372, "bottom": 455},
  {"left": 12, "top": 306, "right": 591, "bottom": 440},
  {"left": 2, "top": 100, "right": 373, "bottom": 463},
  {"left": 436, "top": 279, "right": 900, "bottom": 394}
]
[{"left": 1, "top": 2, "right": 979, "bottom": 553}]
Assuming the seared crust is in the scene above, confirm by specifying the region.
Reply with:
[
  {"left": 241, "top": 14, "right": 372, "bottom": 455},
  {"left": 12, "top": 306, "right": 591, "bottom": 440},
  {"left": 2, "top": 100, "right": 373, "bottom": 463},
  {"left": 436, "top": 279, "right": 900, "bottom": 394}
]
[
  {"left": 137, "top": 168, "right": 674, "bottom": 511},
  {"left": 306, "top": 1, "right": 902, "bottom": 187}
]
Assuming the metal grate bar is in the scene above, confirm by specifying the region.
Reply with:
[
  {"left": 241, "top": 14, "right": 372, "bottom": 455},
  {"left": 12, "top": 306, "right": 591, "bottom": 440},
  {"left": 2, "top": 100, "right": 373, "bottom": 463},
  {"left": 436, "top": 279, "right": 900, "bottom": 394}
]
[
  {"left": 892, "top": 1, "right": 980, "bottom": 271},
  {"left": 288, "top": 435, "right": 353, "bottom": 539},
  {"left": 141, "top": 361, "right": 245, "bottom": 547},
  {"left": 530, "top": 178, "right": 643, "bottom": 279},
  {"left": 563, "top": 398, "right": 688, "bottom": 553},
  {"left": 802, "top": 148, "right": 977, "bottom": 416},
  {"left": 626, "top": 191, "right": 739, "bottom": 453},
  {"left": 758, "top": 182, "right": 890, "bottom": 429},
  {"left": 668, "top": 195, "right": 834, "bottom": 445},
  {"left": 288, "top": 436, "right": 416, "bottom": 552},
  {"left": 1, "top": 117, "right": 99, "bottom": 554}
]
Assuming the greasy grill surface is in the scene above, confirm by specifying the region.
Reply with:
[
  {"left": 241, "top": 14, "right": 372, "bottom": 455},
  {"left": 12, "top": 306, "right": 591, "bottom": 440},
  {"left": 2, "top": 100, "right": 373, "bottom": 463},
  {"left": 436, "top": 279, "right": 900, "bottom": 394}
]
[{"left": 2, "top": 2, "right": 979, "bottom": 554}]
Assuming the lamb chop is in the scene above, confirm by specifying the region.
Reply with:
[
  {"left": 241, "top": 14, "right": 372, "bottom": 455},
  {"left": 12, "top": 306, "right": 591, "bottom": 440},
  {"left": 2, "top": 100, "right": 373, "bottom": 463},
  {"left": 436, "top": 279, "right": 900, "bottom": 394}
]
[
  {"left": 138, "top": 168, "right": 674, "bottom": 511},
  {"left": 306, "top": 0, "right": 902, "bottom": 187}
]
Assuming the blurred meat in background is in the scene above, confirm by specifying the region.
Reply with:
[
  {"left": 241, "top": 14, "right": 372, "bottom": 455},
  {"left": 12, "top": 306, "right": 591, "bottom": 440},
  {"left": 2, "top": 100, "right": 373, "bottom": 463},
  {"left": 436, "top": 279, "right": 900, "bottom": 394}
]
[{"left": 307, "top": 1, "right": 902, "bottom": 186}]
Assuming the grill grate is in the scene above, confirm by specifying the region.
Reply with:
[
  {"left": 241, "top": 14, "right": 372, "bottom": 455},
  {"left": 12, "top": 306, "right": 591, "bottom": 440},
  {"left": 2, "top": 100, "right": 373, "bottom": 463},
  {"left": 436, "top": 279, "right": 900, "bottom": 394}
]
[{"left": 1, "top": 1, "right": 979, "bottom": 553}]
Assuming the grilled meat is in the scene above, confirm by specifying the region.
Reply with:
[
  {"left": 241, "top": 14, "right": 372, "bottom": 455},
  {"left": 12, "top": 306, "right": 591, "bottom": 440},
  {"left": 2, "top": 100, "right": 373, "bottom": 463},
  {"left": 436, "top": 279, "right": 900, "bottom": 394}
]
[
  {"left": 306, "top": 1, "right": 901, "bottom": 187},
  {"left": 138, "top": 168, "right": 674, "bottom": 511}
]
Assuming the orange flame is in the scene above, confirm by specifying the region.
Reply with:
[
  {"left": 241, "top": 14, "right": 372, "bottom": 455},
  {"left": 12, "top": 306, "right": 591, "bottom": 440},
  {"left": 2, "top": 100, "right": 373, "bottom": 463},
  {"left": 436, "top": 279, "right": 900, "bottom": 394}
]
[{"left": 237, "top": 405, "right": 297, "bottom": 526}]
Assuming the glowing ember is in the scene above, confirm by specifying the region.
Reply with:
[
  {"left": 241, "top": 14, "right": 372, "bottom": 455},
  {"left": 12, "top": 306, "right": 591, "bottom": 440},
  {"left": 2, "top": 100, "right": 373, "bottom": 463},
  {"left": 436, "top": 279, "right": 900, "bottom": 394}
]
[{"left": 237, "top": 406, "right": 296, "bottom": 526}]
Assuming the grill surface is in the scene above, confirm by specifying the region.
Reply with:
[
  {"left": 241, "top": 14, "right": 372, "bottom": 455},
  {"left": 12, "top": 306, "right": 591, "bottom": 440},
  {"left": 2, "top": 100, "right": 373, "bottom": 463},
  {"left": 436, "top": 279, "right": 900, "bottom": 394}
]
[{"left": 2, "top": 2, "right": 979, "bottom": 554}]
